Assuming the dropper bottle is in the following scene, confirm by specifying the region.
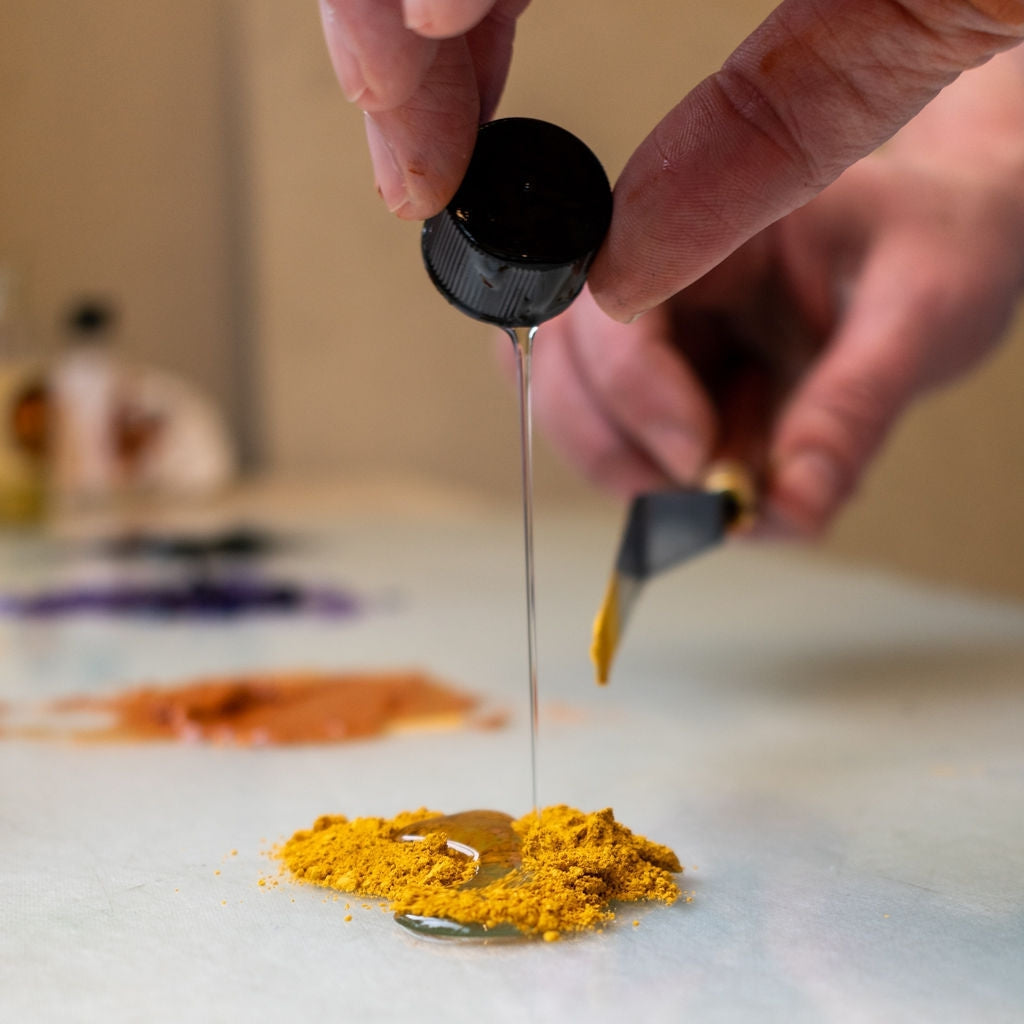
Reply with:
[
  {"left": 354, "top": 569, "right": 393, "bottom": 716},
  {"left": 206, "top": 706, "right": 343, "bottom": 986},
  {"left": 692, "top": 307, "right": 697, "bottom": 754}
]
[
  {"left": 421, "top": 118, "right": 612, "bottom": 815},
  {"left": 421, "top": 117, "right": 613, "bottom": 328}
]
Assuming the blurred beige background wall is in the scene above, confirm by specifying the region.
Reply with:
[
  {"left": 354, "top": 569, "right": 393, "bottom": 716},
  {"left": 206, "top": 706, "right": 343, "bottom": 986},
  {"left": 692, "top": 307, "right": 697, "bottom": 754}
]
[
  {"left": 2, "top": 1, "right": 1022, "bottom": 596},
  {"left": 0, "top": 1, "right": 256, "bottom": 457}
]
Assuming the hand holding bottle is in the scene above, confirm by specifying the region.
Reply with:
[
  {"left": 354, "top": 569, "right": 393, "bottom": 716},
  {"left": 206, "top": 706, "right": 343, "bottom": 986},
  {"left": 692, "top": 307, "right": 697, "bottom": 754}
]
[{"left": 320, "top": 1, "right": 1024, "bottom": 533}]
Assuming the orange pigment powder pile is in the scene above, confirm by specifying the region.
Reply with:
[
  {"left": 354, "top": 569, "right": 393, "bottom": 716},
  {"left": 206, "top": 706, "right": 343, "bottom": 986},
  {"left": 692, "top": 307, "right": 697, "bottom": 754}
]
[{"left": 1, "top": 671, "right": 488, "bottom": 745}]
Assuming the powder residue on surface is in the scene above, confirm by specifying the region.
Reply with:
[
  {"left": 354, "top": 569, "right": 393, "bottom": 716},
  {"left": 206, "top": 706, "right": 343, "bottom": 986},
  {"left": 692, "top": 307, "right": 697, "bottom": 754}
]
[
  {"left": 275, "top": 805, "right": 682, "bottom": 937},
  {"left": 7, "top": 670, "right": 483, "bottom": 745}
]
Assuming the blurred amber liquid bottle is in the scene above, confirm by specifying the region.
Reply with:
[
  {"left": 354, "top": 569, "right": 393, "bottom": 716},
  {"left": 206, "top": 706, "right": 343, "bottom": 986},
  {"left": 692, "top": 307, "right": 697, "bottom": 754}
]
[{"left": 0, "top": 266, "right": 47, "bottom": 526}]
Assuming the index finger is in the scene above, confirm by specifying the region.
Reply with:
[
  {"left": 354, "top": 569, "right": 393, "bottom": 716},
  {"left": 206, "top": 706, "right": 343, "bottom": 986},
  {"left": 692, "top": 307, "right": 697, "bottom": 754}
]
[{"left": 589, "top": 0, "right": 1024, "bottom": 322}]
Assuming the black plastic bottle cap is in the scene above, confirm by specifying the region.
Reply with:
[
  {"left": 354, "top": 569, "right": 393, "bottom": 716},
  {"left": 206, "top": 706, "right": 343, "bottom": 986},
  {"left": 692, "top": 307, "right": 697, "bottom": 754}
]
[{"left": 422, "top": 118, "right": 613, "bottom": 328}]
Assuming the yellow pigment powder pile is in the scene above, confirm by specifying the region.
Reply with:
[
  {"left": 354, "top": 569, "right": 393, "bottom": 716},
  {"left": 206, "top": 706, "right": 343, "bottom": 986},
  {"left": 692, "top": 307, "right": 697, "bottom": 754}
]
[{"left": 275, "top": 804, "right": 682, "bottom": 939}]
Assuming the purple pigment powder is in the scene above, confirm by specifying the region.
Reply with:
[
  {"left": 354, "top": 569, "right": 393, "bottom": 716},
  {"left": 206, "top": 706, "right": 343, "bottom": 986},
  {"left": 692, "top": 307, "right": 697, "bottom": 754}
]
[
  {"left": 0, "top": 578, "right": 362, "bottom": 619},
  {"left": 0, "top": 529, "right": 366, "bottom": 619}
]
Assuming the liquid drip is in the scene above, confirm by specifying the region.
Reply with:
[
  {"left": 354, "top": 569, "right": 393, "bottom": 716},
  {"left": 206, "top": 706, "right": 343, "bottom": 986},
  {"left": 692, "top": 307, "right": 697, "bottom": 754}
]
[
  {"left": 391, "top": 327, "right": 540, "bottom": 941},
  {"left": 509, "top": 325, "right": 541, "bottom": 814},
  {"left": 393, "top": 810, "right": 526, "bottom": 940}
]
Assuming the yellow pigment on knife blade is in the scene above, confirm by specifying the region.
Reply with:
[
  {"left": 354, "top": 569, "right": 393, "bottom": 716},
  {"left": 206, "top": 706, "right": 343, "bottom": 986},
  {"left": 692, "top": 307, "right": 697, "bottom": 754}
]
[{"left": 589, "top": 575, "right": 621, "bottom": 685}]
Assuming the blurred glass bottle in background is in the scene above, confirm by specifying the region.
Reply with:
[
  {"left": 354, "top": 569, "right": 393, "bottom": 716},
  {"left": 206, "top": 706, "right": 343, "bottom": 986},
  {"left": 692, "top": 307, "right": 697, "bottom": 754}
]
[
  {"left": 0, "top": 264, "right": 48, "bottom": 526},
  {"left": 50, "top": 298, "right": 236, "bottom": 509}
]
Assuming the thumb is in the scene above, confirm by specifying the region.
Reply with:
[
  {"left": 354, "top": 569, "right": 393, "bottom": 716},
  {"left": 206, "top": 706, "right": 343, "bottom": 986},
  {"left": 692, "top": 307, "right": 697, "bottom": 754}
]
[{"left": 589, "top": 0, "right": 1024, "bottom": 322}]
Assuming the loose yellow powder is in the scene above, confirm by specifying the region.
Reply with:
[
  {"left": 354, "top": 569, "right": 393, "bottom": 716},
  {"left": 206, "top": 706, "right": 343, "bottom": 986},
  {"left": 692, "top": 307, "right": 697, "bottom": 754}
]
[{"left": 275, "top": 805, "right": 682, "bottom": 938}]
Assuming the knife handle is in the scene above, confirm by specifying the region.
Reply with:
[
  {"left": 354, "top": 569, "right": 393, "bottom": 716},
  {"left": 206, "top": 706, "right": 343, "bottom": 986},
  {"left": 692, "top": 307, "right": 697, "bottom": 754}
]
[{"left": 699, "top": 353, "right": 777, "bottom": 532}]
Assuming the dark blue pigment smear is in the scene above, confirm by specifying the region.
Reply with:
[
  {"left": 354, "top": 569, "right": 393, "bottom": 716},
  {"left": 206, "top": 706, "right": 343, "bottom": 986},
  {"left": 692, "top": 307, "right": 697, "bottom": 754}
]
[
  {"left": 100, "top": 527, "right": 277, "bottom": 562},
  {"left": 0, "top": 578, "right": 363, "bottom": 620}
]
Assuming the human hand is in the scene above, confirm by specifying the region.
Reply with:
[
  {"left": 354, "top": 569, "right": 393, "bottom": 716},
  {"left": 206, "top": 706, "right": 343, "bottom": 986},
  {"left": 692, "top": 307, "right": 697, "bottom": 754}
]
[
  {"left": 527, "top": 145, "right": 1024, "bottom": 535},
  {"left": 318, "top": 0, "right": 530, "bottom": 218},
  {"left": 525, "top": 2, "right": 1024, "bottom": 535},
  {"left": 320, "top": 1, "right": 1024, "bottom": 534}
]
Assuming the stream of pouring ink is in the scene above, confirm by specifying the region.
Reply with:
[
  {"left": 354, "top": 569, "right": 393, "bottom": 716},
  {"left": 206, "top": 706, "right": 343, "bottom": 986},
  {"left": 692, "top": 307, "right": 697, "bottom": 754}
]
[
  {"left": 509, "top": 324, "right": 541, "bottom": 815},
  {"left": 393, "top": 325, "right": 540, "bottom": 941}
]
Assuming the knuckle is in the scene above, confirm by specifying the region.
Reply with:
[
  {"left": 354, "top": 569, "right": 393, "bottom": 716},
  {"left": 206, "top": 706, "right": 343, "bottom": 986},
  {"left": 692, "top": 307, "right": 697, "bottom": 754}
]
[
  {"left": 896, "top": 0, "right": 1024, "bottom": 42},
  {"left": 711, "top": 60, "right": 837, "bottom": 193},
  {"left": 803, "top": 369, "right": 902, "bottom": 470}
]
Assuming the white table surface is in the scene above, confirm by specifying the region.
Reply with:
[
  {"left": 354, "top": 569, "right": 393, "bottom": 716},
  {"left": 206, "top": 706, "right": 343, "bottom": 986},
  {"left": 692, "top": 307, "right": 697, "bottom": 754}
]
[{"left": 1, "top": 482, "right": 1022, "bottom": 1023}]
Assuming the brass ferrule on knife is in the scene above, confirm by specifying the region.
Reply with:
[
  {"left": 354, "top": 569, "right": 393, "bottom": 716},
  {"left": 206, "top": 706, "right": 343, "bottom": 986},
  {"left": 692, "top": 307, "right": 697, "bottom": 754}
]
[{"left": 700, "top": 460, "right": 758, "bottom": 534}]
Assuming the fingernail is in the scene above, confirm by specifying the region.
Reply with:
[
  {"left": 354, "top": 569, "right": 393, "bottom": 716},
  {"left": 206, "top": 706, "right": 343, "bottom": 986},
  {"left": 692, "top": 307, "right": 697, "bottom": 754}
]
[
  {"left": 402, "top": 0, "right": 435, "bottom": 33},
  {"left": 776, "top": 449, "right": 842, "bottom": 525},
  {"left": 364, "top": 114, "right": 408, "bottom": 213}
]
